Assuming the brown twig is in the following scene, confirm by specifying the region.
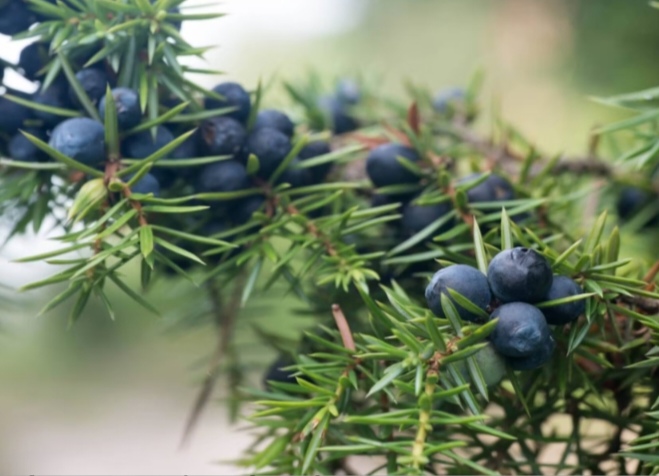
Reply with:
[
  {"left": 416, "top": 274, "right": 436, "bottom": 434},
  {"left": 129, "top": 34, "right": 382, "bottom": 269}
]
[
  {"left": 450, "top": 121, "right": 659, "bottom": 193},
  {"left": 287, "top": 203, "right": 338, "bottom": 257},
  {"left": 642, "top": 259, "right": 659, "bottom": 290},
  {"left": 179, "top": 273, "right": 246, "bottom": 448},
  {"left": 619, "top": 295, "right": 659, "bottom": 315},
  {"left": 332, "top": 304, "right": 355, "bottom": 352}
]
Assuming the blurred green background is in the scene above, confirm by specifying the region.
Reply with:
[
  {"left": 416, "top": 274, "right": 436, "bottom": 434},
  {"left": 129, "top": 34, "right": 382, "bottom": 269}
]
[{"left": 1, "top": 0, "right": 658, "bottom": 472}]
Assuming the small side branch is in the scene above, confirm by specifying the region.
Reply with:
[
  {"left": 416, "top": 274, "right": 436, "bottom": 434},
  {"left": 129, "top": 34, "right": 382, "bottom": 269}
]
[
  {"left": 179, "top": 273, "right": 246, "bottom": 448},
  {"left": 619, "top": 295, "right": 659, "bottom": 315}
]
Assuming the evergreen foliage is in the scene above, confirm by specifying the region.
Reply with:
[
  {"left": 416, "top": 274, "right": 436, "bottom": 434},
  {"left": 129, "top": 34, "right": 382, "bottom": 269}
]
[{"left": 0, "top": 1, "right": 658, "bottom": 474}]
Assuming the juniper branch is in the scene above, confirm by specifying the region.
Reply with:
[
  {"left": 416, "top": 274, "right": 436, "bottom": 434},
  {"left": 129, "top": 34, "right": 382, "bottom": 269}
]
[{"left": 179, "top": 272, "right": 246, "bottom": 447}]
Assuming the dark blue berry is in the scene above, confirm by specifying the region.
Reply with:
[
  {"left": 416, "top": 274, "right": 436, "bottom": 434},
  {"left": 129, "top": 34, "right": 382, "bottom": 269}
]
[
  {"left": 489, "top": 302, "right": 551, "bottom": 358},
  {"left": 276, "top": 158, "right": 313, "bottom": 188},
  {"left": 205, "top": 82, "right": 251, "bottom": 124},
  {"left": 401, "top": 199, "right": 453, "bottom": 237},
  {"left": 0, "top": 93, "right": 33, "bottom": 133},
  {"left": 122, "top": 125, "right": 174, "bottom": 159},
  {"left": 199, "top": 116, "right": 246, "bottom": 157},
  {"left": 245, "top": 127, "right": 292, "bottom": 179},
  {"left": 318, "top": 95, "right": 358, "bottom": 134},
  {"left": 460, "top": 173, "right": 515, "bottom": 203},
  {"left": 235, "top": 195, "right": 266, "bottom": 225},
  {"left": 366, "top": 143, "right": 420, "bottom": 189},
  {"left": 298, "top": 141, "right": 332, "bottom": 182},
  {"left": 425, "top": 264, "right": 491, "bottom": 322},
  {"left": 49, "top": 118, "right": 106, "bottom": 166},
  {"left": 195, "top": 160, "right": 250, "bottom": 194},
  {"left": 0, "top": 1, "right": 33, "bottom": 35},
  {"left": 541, "top": 275, "right": 585, "bottom": 325},
  {"left": 433, "top": 87, "right": 466, "bottom": 114},
  {"left": 99, "top": 87, "right": 141, "bottom": 130},
  {"left": 371, "top": 194, "right": 395, "bottom": 208},
  {"left": 169, "top": 131, "right": 201, "bottom": 179},
  {"left": 127, "top": 172, "right": 161, "bottom": 196},
  {"left": 336, "top": 78, "right": 361, "bottom": 105},
  {"left": 70, "top": 68, "right": 111, "bottom": 107},
  {"left": 254, "top": 109, "right": 294, "bottom": 138},
  {"left": 487, "top": 247, "right": 553, "bottom": 303},
  {"left": 171, "top": 130, "right": 199, "bottom": 159},
  {"left": 34, "top": 83, "right": 73, "bottom": 128},
  {"left": 263, "top": 355, "right": 297, "bottom": 390},
  {"left": 150, "top": 168, "right": 178, "bottom": 190},
  {"left": 8, "top": 127, "right": 48, "bottom": 162},
  {"left": 616, "top": 187, "right": 659, "bottom": 227},
  {"left": 18, "top": 42, "right": 49, "bottom": 81},
  {"left": 505, "top": 334, "right": 555, "bottom": 371}
]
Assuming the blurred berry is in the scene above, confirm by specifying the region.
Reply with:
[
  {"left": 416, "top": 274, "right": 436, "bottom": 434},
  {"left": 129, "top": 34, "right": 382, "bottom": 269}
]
[
  {"left": 254, "top": 109, "right": 294, "bottom": 138},
  {"left": 205, "top": 82, "right": 251, "bottom": 124},
  {"left": 49, "top": 118, "right": 106, "bottom": 166},
  {"left": 8, "top": 127, "right": 49, "bottom": 162},
  {"left": 99, "top": 87, "right": 141, "bottom": 130}
]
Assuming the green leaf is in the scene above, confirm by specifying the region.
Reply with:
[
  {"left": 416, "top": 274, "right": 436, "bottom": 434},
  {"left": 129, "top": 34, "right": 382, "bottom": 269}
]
[
  {"left": 466, "top": 355, "right": 488, "bottom": 399},
  {"left": 38, "top": 282, "right": 83, "bottom": 316},
  {"left": 0, "top": 158, "right": 66, "bottom": 171},
  {"left": 446, "top": 288, "right": 490, "bottom": 320},
  {"left": 15, "top": 243, "right": 90, "bottom": 263},
  {"left": 583, "top": 211, "right": 607, "bottom": 253},
  {"left": 165, "top": 106, "right": 237, "bottom": 123},
  {"left": 109, "top": 273, "right": 160, "bottom": 316},
  {"left": 246, "top": 153, "right": 260, "bottom": 175},
  {"left": 140, "top": 257, "right": 152, "bottom": 290},
  {"left": 535, "top": 293, "right": 594, "bottom": 309},
  {"left": 118, "top": 128, "right": 197, "bottom": 176},
  {"left": 241, "top": 257, "right": 263, "bottom": 306},
  {"left": 21, "top": 131, "right": 104, "bottom": 177},
  {"left": 567, "top": 322, "right": 591, "bottom": 355},
  {"left": 440, "top": 342, "right": 487, "bottom": 365},
  {"left": 500, "top": 208, "right": 514, "bottom": 250},
  {"left": 141, "top": 204, "right": 209, "bottom": 213},
  {"left": 456, "top": 318, "right": 498, "bottom": 349},
  {"left": 591, "top": 86, "right": 659, "bottom": 110},
  {"left": 505, "top": 367, "right": 531, "bottom": 417},
  {"left": 103, "top": 86, "right": 120, "bottom": 157},
  {"left": 253, "top": 436, "right": 290, "bottom": 470},
  {"left": 95, "top": 209, "right": 137, "bottom": 240},
  {"left": 552, "top": 239, "right": 583, "bottom": 269},
  {"left": 122, "top": 155, "right": 231, "bottom": 168},
  {"left": 388, "top": 209, "right": 456, "bottom": 256},
  {"left": 59, "top": 52, "right": 101, "bottom": 121},
  {"left": 150, "top": 225, "right": 235, "bottom": 247},
  {"left": 246, "top": 79, "right": 262, "bottom": 131},
  {"left": 140, "top": 226, "right": 154, "bottom": 258},
  {"left": 127, "top": 101, "right": 189, "bottom": 134},
  {"left": 269, "top": 134, "right": 308, "bottom": 185},
  {"left": 154, "top": 237, "right": 205, "bottom": 265},
  {"left": 625, "top": 357, "right": 659, "bottom": 369},
  {"left": 68, "top": 285, "right": 92, "bottom": 327},
  {"left": 440, "top": 293, "right": 464, "bottom": 336},
  {"left": 594, "top": 108, "right": 659, "bottom": 134},
  {"left": 5, "top": 94, "right": 80, "bottom": 119},
  {"left": 366, "top": 362, "right": 406, "bottom": 397},
  {"left": 301, "top": 411, "right": 329, "bottom": 474},
  {"left": 472, "top": 219, "right": 488, "bottom": 274}
]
